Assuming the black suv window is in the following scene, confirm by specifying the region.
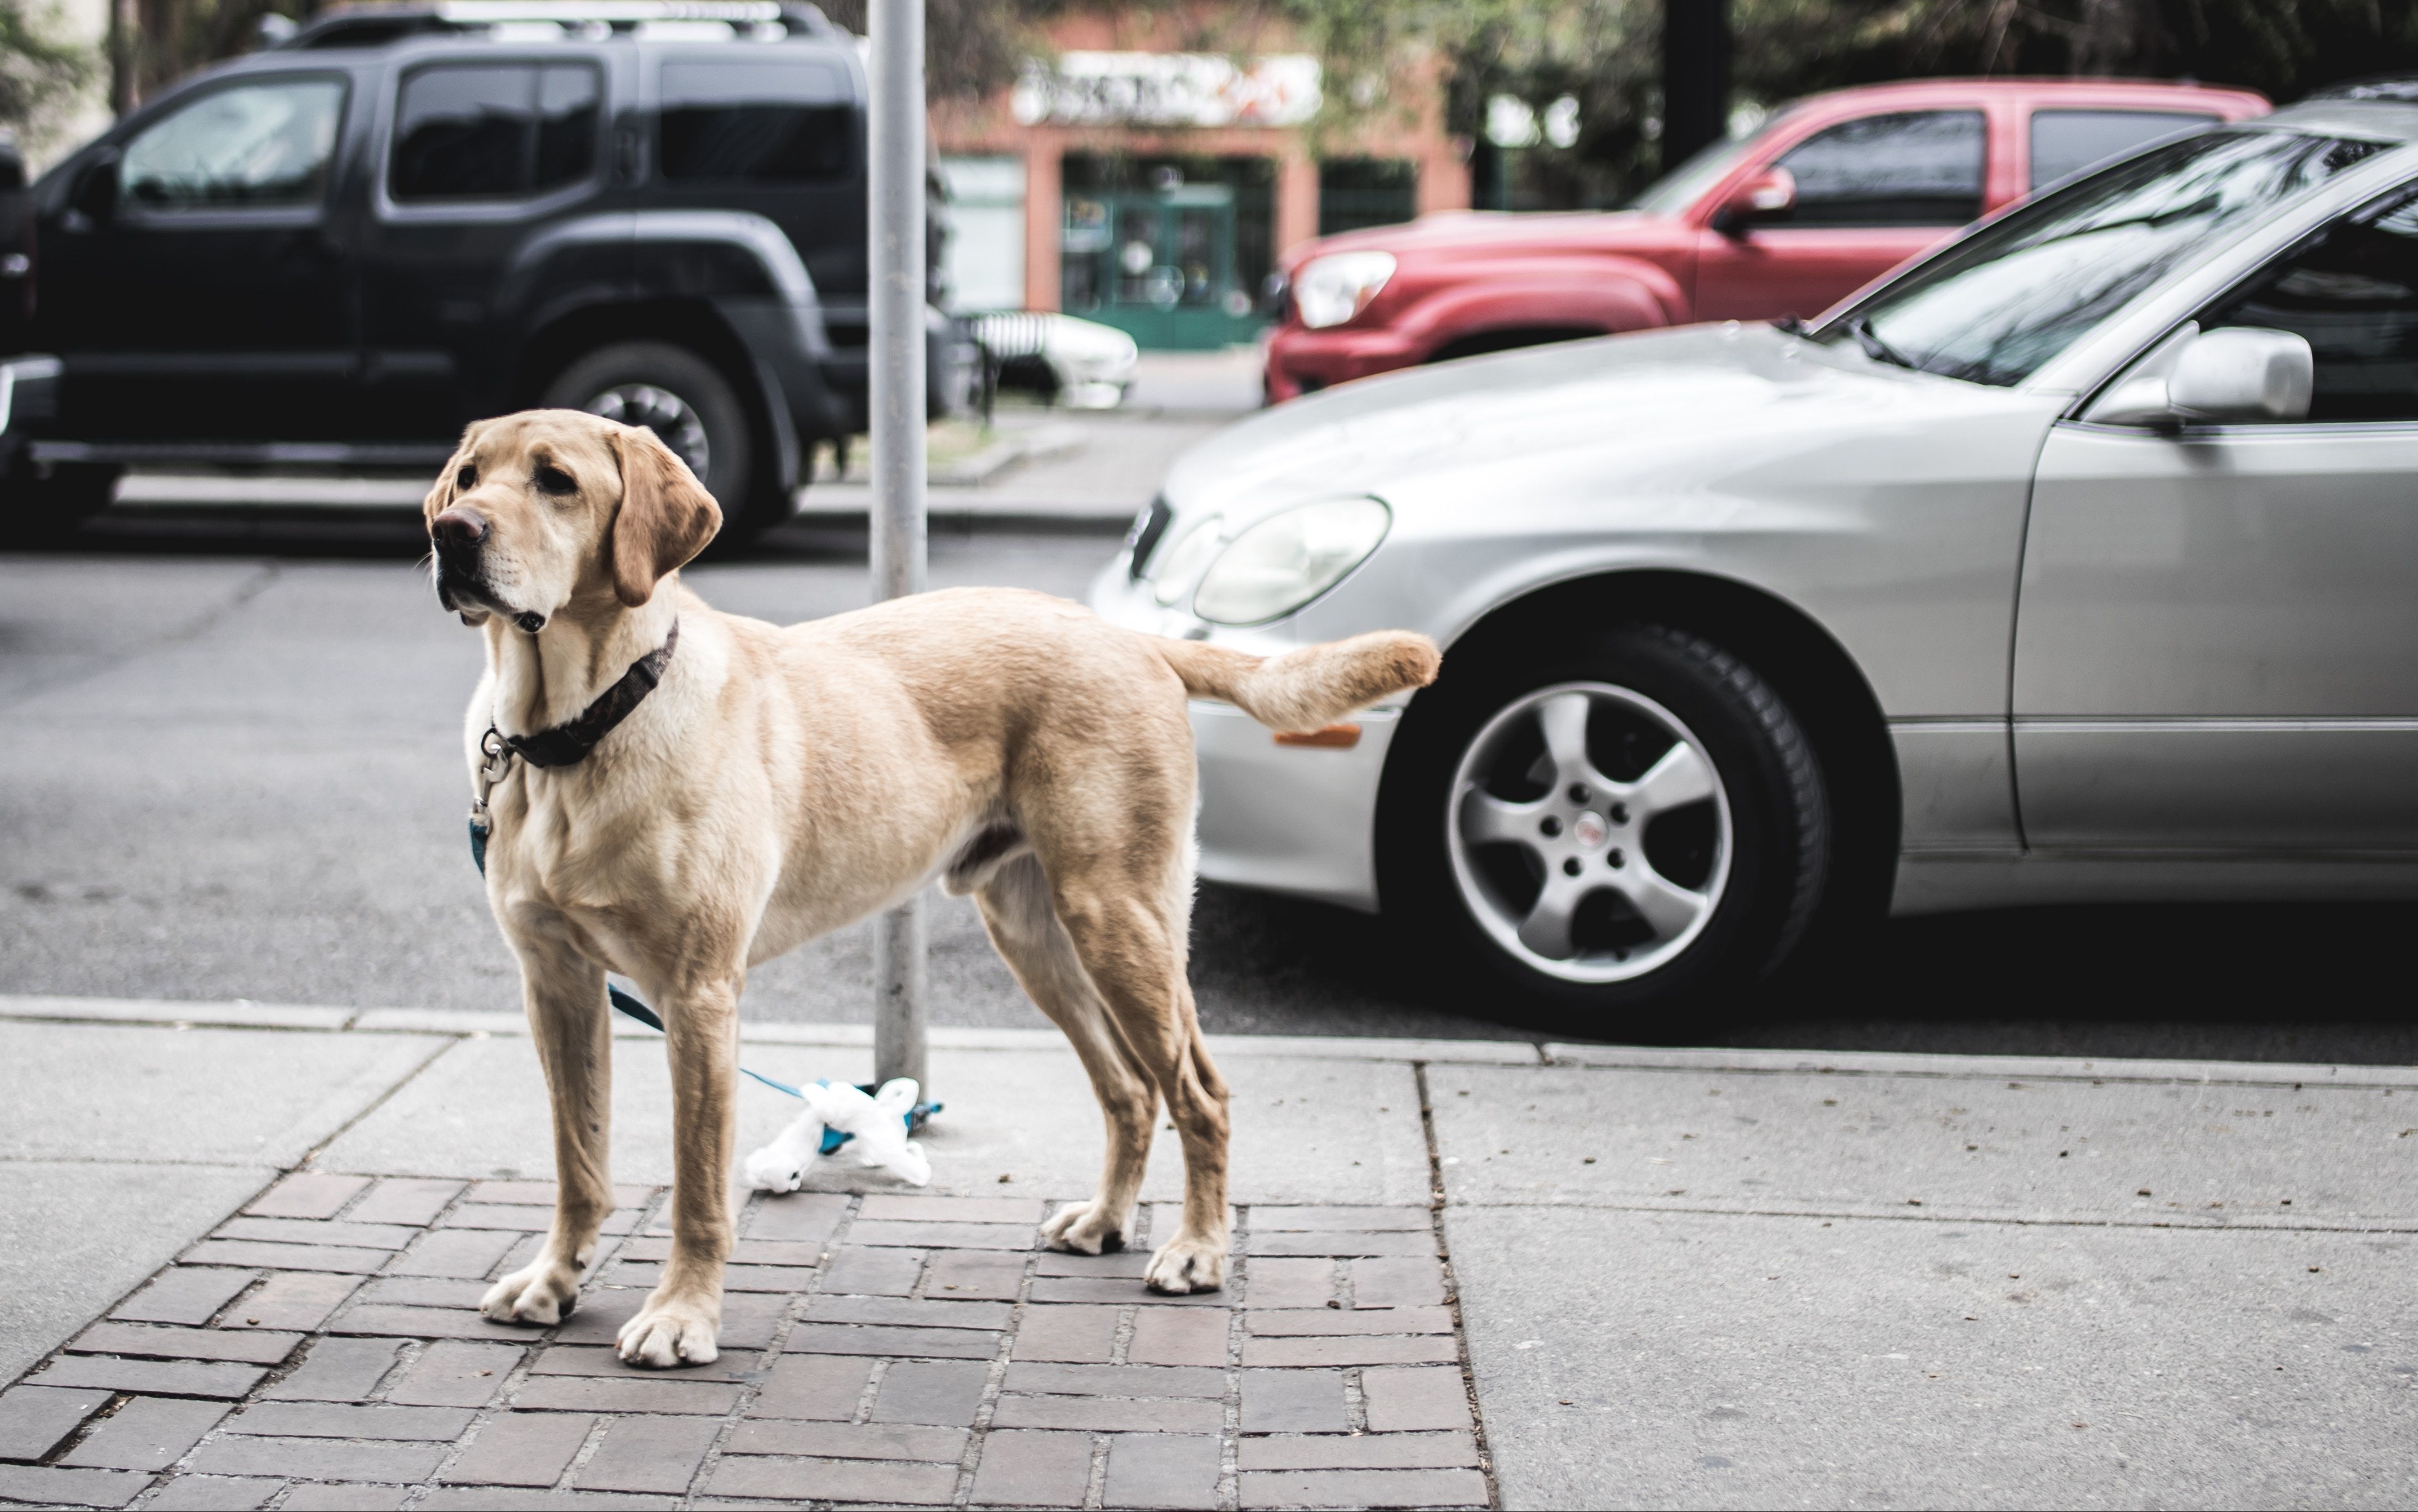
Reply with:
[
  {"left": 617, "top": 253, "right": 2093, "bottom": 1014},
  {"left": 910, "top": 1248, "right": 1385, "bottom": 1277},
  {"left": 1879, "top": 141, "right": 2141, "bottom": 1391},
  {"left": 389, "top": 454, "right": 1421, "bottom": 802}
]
[
  {"left": 2204, "top": 186, "right": 2418, "bottom": 422},
  {"left": 391, "top": 63, "right": 601, "bottom": 202},
  {"left": 1773, "top": 110, "right": 1985, "bottom": 227},
  {"left": 122, "top": 77, "right": 345, "bottom": 210},
  {"left": 2030, "top": 109, "right": 2216, "bottom": 191},
  {"left": 659, "top": 60, "right": 851, "bottom": 183}
]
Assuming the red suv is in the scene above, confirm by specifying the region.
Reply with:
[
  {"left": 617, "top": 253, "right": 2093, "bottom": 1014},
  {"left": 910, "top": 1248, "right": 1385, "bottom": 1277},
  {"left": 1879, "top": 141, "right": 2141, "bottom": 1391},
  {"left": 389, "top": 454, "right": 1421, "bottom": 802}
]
[{"left": 1265, "top": 78, "right": 2267, "bottom": 401}]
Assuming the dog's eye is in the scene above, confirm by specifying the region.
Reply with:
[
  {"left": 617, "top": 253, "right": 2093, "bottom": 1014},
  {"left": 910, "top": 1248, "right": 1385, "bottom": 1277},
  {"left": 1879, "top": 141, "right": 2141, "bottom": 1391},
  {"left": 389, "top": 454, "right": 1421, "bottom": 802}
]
[
  {"left": 455, "top": 465, "right": 477, "bottom": 491},
  {"left": 534, "top": 464, "right": 577, "bottom": 496}
]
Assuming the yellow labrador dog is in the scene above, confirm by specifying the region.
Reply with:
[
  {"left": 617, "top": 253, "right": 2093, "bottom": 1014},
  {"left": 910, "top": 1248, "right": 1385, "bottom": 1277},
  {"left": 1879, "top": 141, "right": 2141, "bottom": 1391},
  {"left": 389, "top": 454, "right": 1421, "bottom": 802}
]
[{"left": 424, "top": 410, "right": 1439, "bottom": 1367}]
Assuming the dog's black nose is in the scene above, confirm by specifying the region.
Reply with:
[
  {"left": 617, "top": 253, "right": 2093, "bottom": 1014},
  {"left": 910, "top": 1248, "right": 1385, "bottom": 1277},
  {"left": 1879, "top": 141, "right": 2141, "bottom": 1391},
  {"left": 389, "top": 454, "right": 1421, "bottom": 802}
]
[{"left": 432, "top": 507, "right": 488, "bottom": 553}]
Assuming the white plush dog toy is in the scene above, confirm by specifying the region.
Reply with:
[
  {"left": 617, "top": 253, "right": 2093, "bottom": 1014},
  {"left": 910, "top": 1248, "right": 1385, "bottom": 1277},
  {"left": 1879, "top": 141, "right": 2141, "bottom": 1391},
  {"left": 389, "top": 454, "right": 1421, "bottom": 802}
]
[{"left": 743, "top": 1078, "right": 930, "bottom": 1191}]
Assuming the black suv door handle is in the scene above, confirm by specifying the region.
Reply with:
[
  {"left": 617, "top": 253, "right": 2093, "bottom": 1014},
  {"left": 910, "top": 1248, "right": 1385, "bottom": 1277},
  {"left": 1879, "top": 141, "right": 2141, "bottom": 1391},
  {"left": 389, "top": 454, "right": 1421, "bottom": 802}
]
[
  {"left": 277, "top": 227, "right": 345, "bottom": 261},
  {"left": 615, "top": 120, "right": 646, "bottom": 185}
]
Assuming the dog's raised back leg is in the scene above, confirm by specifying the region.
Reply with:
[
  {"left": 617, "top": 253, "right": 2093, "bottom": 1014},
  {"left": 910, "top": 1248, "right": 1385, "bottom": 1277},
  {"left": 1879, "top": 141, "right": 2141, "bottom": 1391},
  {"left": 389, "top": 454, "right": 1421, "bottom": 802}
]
[
  {"left": 976, "top": 854, "right": 1158, "bottom": 1256},
  {"left": 482, "top": 930, "right": 614, "bottom": 1327}
]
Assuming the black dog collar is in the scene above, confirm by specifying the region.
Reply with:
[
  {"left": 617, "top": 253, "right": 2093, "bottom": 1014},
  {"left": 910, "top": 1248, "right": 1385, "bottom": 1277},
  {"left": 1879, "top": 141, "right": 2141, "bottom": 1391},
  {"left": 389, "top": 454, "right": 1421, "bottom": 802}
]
[{"left": 494, "top": 619, "right": 679, "bottom": 769}]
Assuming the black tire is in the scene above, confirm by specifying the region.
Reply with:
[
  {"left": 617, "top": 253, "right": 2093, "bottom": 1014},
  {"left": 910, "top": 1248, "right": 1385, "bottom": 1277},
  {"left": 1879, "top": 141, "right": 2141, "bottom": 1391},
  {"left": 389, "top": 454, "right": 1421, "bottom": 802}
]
[
  {"left": 1377, "top": 623, "right": 1830, "bottom": 1030},
  {"left": 6, "top": 463, "right": 123, "bottom": 546},
  {"left": 542, "top": 342, "right": 779, "bottom": 547}
]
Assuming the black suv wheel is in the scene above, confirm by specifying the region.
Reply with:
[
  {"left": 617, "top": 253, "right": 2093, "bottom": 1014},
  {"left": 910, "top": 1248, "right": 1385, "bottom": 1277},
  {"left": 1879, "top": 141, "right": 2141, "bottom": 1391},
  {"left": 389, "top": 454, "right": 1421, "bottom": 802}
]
[
  {"left": 544, "top": 342, "right": 780, "bottom": 546},
  {"left": 1377, "top": 623, "right": 1830, "bottom": 1030}
]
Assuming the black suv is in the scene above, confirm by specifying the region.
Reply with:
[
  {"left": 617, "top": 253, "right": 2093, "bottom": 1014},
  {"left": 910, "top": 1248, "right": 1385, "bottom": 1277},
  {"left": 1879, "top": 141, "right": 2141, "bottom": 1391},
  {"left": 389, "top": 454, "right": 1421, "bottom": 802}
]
[{"left": 0, "top": 0, "right": 957, "bottom": 543}]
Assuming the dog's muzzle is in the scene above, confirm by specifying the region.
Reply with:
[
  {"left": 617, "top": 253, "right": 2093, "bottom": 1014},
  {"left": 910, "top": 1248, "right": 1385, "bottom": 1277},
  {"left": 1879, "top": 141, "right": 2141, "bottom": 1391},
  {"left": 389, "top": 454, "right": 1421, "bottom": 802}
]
[
  {"left": 431, "top": 555, "right": 492, "bottom": 618},
  {"left": 429, "top": 506, "right": 518, "bottom": 623}
]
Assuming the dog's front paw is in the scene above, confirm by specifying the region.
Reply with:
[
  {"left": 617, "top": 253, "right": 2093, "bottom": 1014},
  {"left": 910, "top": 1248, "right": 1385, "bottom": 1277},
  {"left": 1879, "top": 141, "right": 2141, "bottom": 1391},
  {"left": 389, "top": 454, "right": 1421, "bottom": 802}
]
[
  {"left": 1041, "top": 1199, "right": 1128, "bottom": 1256},
  {"left": 1144, "top": 1232, "right": 1227, "bottom": 1295},
  {"left": 481, "top": 1259, "right": 582, "bottom": 1326},
  {"left": 616, "top": 1293, "right": 720, "bottom": 1368}
]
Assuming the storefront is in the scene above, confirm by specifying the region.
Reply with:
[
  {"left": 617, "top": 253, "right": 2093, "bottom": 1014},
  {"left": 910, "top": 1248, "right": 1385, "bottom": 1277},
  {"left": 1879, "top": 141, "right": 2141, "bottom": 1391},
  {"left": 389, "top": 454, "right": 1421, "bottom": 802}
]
[{"left": 932, "top": 12, "right": 1467, "bottom": 349}]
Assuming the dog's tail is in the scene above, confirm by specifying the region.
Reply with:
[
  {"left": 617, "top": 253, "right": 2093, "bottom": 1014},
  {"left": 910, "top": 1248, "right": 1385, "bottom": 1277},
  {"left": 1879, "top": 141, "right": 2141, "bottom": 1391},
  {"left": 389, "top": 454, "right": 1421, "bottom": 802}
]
[{"left": 1154, "top": 629, "right": 1441, "bottom": 734}]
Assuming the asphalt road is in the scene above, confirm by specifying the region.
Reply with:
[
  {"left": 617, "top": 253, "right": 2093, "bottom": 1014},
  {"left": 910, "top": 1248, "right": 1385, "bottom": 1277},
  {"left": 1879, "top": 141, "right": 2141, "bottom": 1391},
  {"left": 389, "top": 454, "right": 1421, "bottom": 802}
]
[{"left": 6, "top": 509, "right": 2416, "bottom": 1065}]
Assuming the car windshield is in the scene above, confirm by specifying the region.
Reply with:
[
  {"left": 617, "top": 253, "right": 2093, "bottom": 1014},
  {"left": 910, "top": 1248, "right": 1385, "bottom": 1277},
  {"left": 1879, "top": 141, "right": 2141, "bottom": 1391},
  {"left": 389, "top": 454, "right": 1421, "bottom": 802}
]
[
  {"left": 1819, "top": 129, "right": 2389, "bottom": 385},
  {"left": 1629, "top": 112, "right": 1795, "bottom": 216}
]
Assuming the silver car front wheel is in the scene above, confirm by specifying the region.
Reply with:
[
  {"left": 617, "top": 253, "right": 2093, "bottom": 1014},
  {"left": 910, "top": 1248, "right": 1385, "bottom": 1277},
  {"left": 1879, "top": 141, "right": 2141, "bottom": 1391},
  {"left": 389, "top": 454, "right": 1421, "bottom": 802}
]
[
  {"left": 1447, "top": 681, "right": 1732, "bottom": 983},
  {"left": 1378, "top": 623, "right": 1829, "bottom": 1023}
]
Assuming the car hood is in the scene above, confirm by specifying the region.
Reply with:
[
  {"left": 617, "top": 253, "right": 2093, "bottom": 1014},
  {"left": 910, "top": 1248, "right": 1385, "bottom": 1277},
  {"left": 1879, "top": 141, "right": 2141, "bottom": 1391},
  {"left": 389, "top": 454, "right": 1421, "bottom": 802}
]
[{"left": 1159, "top": 322, "right": 2061, "bottom": 534}]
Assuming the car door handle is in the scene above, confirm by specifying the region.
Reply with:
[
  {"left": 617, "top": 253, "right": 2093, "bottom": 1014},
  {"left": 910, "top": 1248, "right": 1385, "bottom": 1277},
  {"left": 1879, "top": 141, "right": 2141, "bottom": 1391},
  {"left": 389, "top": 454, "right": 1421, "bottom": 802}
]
[{"left": 277, "top": 228, "right": 344, "bottom": 260}]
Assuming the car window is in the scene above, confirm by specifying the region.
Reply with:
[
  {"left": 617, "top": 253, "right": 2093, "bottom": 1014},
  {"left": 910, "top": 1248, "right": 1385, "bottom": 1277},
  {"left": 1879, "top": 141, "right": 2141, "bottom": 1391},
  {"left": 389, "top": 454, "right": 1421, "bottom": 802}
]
[
  {"left": 2030, "top": 109, "right": 2219, "bottom": 191},
  {"left": 659, "top": 60, "right": 851, "bottom": 184},
  {"left": 390, "top": 63, "right": 601, "bottom": 202},
  {"left": 1832, "top": 130, "right": 2385, "bottom": 387},
  {"left": 2202, "top": 184, "right": 2418, "bottom": 422},
  {"left": 1771, "top": 110, "right": 1983, "bottom": 227},
  {"left": 121, "top": 77, "right": 345, "bottom": 210},
  {"left": 1627, "top": 110, "right": 1798, "bottom": 216}
]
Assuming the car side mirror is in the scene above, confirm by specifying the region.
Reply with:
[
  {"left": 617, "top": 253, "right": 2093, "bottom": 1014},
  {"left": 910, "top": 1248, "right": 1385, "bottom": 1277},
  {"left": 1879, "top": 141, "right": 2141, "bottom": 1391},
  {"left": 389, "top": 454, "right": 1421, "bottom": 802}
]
[
  {"left": 0, "top": 136, "right": 24, "bottom": 193},
  {"left": 1711, "top": 168, "right": 1795, "bottom": 236},
  {"left": 2089, "top": 326, "right": 2313, "bottom": 428},
  {"left": 69, "top": 148, "right": 120, "bottom": 225},
  {"left": 2171, "top": 327, "right": 2313, "bottom": 421}
]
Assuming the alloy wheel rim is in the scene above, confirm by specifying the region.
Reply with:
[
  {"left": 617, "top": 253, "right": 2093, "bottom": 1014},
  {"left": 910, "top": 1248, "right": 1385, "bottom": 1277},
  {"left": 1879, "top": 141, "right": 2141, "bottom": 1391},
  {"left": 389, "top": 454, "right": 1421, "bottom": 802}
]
[
  {"left": 583, "top": 383, "right": 712, "bottom": 482},
  {"left": 1444, "top": 681, "right": 1732, "bottom": 984}
]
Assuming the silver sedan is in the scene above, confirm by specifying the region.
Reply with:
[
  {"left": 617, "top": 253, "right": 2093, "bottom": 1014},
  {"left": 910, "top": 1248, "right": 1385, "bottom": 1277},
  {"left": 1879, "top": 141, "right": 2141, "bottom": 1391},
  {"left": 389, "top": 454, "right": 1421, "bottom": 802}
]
[{"left": 1090, "top": 92, "right": 2418, "bottom": 1021}]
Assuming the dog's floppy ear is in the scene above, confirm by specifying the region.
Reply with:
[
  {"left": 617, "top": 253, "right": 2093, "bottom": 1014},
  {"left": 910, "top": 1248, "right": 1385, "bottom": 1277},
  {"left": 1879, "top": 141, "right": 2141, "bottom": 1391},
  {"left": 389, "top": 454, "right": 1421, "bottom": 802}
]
[
  {"left": 609, "top": 424, "right": 723, "bottom": 608},
  {"left": 424, "top": 420, "right": 483, "bottom": 521}
]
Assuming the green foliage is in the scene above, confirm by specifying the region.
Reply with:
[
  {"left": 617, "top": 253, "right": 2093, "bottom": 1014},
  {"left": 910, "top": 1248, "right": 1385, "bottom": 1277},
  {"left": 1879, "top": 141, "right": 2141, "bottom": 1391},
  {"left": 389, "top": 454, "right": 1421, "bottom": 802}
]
[
  {"left": 125, "top": 0, "right": 311, "bottom": 105},
  {"left": 0, "top": 0, "right": 93, "bottom": 134},
  {"left": 820, "top": 0, "right": 1059, "bottom": 103},
  {"left": 1733, "top": 0, "right": 2418, "bottom": 99},
  {"left": 1279, "top": 0, "right": 2418, "bottom": 208}
]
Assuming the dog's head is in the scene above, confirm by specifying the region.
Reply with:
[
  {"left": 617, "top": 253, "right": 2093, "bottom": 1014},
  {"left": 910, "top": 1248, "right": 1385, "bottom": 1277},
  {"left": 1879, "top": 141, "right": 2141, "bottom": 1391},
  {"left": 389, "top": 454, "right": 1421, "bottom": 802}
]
[{"left": 423, "top": 409, "right": 722, "bottom": 631}]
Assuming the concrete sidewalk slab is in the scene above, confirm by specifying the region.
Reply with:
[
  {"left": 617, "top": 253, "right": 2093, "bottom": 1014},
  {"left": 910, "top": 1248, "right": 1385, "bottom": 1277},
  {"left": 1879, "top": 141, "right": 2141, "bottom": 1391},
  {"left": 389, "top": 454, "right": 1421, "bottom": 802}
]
[
  {"left": 1427, "top": 1062, "right": 2418, "bottom": 1229},
  {"left": 314, "top": 1036, "right": 1433, "bottom": 1204},
  {"left": 1447, "top": 1203, "right": 2418, "bottom": 1510},
  {"left": 0, "top": 1022, "right": 450, "bottom": 1168},
  {"left": 0, "top": 1163, "right": 276, "bottom": 1389}
]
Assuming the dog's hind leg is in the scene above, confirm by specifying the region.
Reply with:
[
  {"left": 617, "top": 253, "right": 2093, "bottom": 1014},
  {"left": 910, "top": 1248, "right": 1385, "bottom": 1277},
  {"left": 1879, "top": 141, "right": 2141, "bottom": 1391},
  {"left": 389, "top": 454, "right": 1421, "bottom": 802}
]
[
  {"left": 976, "top": 855, "right": 1157, "bottom": 1257},
  {"left": 1039, "top": 850, "right": 1232, "bottom": 1295},
  {"left": 482, "top": 929, "right": 614, "bottom": 1328}
]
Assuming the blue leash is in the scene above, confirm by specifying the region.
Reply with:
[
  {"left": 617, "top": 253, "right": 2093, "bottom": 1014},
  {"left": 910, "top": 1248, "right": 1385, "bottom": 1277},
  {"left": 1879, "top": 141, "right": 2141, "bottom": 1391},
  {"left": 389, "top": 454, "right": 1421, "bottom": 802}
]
[{"left": 471, "top": 816, "right": 938, "bottom": 1152}]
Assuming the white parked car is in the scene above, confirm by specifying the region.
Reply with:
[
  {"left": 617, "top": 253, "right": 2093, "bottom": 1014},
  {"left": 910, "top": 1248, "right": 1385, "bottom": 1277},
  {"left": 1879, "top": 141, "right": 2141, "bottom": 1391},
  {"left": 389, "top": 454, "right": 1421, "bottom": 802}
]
[
  {"left": 966, "top": 311, "right": 1138, "bottom": 409},
  {"left": 1090, "top": 91, "right": 2418, "bottom": 1022}
]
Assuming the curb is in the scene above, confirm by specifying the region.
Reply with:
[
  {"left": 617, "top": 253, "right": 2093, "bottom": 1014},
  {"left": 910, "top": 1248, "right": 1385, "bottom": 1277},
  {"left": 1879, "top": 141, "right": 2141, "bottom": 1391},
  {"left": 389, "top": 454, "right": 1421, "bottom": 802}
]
[
  {"left": 6, "top": 994, "right": 2414, "bottom": 1087},
  {"left": 1537, "top": 1040, "right": 2418, "bottom": 1088}
]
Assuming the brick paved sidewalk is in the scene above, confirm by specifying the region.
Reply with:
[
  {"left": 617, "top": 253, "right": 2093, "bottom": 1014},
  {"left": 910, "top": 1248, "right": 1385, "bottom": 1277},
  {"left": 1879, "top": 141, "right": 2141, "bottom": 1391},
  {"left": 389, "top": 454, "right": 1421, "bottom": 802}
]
[{"left": 0, "top": 1176, "right": 1493, "bottom": 1511}]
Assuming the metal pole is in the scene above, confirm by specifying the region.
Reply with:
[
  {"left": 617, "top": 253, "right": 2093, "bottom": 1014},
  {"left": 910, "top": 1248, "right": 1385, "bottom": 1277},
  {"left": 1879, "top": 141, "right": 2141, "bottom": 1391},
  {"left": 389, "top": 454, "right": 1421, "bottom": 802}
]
[
  {"left": 1661, "top": 0, "right": 1733, "bottom": 171},
  {"left": 869, "top": 0, "right": 929, "bottom": 1096}
]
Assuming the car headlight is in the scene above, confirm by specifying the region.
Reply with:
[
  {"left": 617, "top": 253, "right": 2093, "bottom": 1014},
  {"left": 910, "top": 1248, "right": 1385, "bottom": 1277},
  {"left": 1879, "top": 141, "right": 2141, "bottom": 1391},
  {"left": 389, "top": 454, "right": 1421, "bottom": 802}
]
[
  {"left": 1191, "top": 497, "right": 1391, "bottom": 626},
  {"left": 1151, "top": 515, "right": 1226, "bottom": 606},
  {"left": 1293, "top": 251, "right": 1396, "bottom": 330}
]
